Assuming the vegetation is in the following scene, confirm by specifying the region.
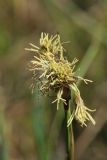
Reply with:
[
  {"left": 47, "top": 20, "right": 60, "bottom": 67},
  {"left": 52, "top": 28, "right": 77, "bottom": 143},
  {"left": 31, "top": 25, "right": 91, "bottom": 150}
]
[{"left": 0, "top": 0, "right": 107, "bottom": 160}]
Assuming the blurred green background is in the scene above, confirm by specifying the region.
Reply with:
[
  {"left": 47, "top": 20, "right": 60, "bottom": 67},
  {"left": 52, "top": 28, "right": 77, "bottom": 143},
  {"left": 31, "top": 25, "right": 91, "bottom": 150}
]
[{"left": 0, "top": 0, "right": 107, "bottom": 160}]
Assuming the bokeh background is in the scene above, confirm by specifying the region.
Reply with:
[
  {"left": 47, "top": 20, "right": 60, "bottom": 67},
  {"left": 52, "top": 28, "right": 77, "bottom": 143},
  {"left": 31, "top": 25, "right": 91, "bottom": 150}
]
[{"left": 0, "top": 0, "right": 107, "bottom": 160}]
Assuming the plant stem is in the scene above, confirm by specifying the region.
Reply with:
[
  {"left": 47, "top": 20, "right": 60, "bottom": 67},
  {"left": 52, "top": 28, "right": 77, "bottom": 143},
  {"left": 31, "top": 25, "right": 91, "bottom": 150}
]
[
  {"left": 64, "top": 99, "right": 74, "bottom": 160},
  {"left": 71, "top": 123, "right": 74, "bottom": 160},
  {"left": 65, "top": 109, "right": 71, "bottom": 160},
  {"left": 64, "top": 98, "right": 75, "bottom": 160}
]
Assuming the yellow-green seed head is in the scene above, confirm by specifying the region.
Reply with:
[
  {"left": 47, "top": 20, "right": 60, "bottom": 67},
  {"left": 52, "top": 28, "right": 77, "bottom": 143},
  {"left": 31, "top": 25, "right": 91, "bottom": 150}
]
[{"left": 26, "top": 32, "right": 96, "bottom": 127}]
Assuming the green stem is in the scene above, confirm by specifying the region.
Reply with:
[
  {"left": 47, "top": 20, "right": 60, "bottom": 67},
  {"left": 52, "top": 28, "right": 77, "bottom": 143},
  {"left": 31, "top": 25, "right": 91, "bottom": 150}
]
[
  {"left": 64, "top": 100, "right": 74, "bottom": 160},
  {"left": 65, "top": 109, "right": 71, "bottom": 160},
  {"left": 71, "top": 123, "right": 74, "bottom": 160}
]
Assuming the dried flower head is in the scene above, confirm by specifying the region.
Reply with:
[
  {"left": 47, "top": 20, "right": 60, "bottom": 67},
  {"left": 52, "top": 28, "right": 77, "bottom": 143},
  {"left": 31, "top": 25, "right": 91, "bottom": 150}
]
[{"left": 26, "top": 32, "right": 96, "bottom": 127}]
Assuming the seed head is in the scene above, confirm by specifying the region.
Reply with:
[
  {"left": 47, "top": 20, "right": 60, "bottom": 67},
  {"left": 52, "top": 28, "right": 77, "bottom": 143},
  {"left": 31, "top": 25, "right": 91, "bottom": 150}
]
[{"left": 26, "top": 32, "right": 96, "bottom": 127}]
